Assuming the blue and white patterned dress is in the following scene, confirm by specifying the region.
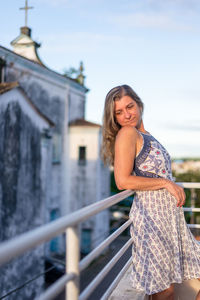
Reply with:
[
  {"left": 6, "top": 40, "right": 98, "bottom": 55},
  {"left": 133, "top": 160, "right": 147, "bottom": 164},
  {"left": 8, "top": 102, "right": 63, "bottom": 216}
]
[{"left": 129, "top": 131, "right": 200, "bottom": 295}]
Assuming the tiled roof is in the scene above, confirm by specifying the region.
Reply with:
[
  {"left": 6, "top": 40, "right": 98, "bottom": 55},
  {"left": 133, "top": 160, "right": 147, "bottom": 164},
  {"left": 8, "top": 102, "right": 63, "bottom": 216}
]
[{"left": 69, "top": 118, "right": 101, "bottom": 127}]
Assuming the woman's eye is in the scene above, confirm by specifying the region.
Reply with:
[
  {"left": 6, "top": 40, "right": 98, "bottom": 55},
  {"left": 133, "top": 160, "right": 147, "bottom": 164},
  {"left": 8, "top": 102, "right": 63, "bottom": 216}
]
[
  {"left": 128, "top": 104, "right": 134, "bottom": 109},
  {"left": 115, "top": 111, "right": 121, "bottom": 115}
]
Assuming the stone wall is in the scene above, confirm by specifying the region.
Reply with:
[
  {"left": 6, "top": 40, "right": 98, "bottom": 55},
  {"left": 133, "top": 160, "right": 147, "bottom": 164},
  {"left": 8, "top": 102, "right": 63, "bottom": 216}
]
[
  {"left": 68, "top": 88, "right": 85, "bottom": 122},
  {"left": 0, "top": 101, "right": 44, "bottom": 299}
]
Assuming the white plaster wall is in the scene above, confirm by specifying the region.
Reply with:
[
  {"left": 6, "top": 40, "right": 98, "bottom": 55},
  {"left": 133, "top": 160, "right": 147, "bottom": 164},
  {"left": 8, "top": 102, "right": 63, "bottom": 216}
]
[
  {"left": 41, "top": 136, "right": 54, "bottom": 256},
  {"left": 69, "top": 126, "right": 99, "bottom": 159},
  {"left": 61, "top": 119, "right": 70, "bottom": 216},
  {"left": 0, "top": 90, "right": 53, "bottom": 229},
  {"left": 0, "top": 87, "right": 66, "bottom": 232},
  {"left": 68, "top": 126, "right": 99, "bottom": 209},
  {"left": 68, "top": 86, "right": 85, "bottom": 122},
  {"left": 20, "top": 74, "right": 68, "bottom": 99},
  {"left": 0, "top": 88, "right": 50, "bottom": 130},
  {"left": 0, "top": 89, "right": 49, "bottom": 297}
]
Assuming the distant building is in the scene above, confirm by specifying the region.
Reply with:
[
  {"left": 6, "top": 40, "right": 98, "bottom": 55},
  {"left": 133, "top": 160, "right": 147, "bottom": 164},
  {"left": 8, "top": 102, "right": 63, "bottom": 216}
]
[
  {"left": 69, "top": 119, "right": 110, "bottom": 253},
  {"left": 172, "top": 159, "right": 200, "bottom": 174},
  {"left": 0, "top": 19, "right": 110, "bottom": 299}
]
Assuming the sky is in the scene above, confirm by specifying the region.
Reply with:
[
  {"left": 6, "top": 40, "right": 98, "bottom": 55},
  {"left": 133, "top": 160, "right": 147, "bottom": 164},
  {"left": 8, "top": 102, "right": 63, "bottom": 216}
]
[{"left": 1, "top": 0, "right": 200, "bottom": 158}]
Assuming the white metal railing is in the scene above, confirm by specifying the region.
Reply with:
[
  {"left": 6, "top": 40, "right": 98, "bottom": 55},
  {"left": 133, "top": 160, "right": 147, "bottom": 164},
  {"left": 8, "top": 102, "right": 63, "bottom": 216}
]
[{"left": 0, "top": 182, "right": 200, "bottom": 300}]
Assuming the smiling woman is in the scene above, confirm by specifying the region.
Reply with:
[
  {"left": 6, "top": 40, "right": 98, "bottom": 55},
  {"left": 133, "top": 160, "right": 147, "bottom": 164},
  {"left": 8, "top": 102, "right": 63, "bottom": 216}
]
[
  {"left": 101, "top": 85, "right": 144, "bottom": 166},
  {"left": 101, "top": 84, "right": 200, "bottom": 300}
]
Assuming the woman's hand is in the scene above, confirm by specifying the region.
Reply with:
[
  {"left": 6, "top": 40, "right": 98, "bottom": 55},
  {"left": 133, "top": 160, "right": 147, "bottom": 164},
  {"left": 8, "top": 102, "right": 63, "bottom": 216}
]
[{"left": 164, "top": 180, "right": 186, "bottom": 207}]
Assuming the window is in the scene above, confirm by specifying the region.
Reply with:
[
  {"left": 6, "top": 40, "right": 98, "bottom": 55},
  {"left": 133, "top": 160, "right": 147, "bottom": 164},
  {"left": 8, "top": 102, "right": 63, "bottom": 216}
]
[
  {"left": 78, "top": 146, "right": 86, "bottom": 165},
  {"left": 81, "top": 228, "right": 91, "bottom": 254},
  {"left": 50, "top": 209, "right": 60, "bottom": 253}
]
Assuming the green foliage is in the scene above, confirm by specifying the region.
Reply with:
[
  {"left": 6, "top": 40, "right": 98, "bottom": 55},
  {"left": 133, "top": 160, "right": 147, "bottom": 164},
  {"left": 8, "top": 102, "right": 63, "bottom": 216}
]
[
  {"left": 173, "top": 171, "right": 200, "bottom": 183},
  {"left": 110, "top": 171, "right": 132, "bottom": 207},
  {"left": 172, "top": 157, "right": 200, "bottom": 162},
  {"left": 110, "top": 171, "right": 121, "bottom": 194},
  {"left": 63, "top": 67, "right": 78, "bottom": 79}
]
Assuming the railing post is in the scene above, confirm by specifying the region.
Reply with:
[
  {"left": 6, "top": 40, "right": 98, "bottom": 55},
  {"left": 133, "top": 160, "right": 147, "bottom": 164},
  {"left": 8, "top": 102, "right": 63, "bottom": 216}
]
[
  {"left": 66, "top": 226, "right": 80, "bottom": 300},
  {"left": 190, "top": 188, "right": 196, "bottom": 224}
]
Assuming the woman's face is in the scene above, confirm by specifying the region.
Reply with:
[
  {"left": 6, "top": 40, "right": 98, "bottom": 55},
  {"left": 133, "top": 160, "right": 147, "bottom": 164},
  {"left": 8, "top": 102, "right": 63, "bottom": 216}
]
[{"left": 114, "top": 95, "right": 142, "bottom": 129}]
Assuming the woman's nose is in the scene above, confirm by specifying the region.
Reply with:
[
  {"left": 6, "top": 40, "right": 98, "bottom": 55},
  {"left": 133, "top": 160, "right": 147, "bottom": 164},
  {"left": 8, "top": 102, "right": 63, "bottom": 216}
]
[{"left": 124, "top": 110, "right": 131, "bottom": 118}]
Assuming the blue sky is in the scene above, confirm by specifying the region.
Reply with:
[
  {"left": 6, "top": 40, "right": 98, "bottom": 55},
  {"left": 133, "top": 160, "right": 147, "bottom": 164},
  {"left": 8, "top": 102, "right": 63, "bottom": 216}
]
[{"left": 1, "top": 0, "right": 200, "bottom": 158}]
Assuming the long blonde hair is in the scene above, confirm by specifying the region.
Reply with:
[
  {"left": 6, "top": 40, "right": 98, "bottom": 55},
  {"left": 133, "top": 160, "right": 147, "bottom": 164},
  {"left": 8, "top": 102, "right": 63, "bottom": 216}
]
[{"left": 101, "top": 85, "right": 144, "bottom": 166}]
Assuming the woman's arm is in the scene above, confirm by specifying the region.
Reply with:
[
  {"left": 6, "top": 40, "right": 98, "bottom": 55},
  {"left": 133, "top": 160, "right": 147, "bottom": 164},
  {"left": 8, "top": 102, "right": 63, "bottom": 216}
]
[{"left": 114, "top": 126, "right": 185, "bottom": 207}]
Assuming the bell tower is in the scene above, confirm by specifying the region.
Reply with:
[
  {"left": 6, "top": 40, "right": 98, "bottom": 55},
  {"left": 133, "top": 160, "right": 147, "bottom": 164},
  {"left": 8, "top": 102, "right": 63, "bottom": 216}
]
[{"left": 11, "top": 0, "right": 44, "bottom": 65}]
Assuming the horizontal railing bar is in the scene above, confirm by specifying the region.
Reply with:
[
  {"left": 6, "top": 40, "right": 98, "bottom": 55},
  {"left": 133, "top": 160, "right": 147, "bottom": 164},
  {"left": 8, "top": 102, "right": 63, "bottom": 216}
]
[
  {"left": 0, "top": 182, "right": 198, "bottom": 268},
  {"left": 37, "top": 272, "right": 76, "bottom": 300},
  {"left": 79, "top": 238, "right": 133, "bottom": 300},
  {"left": 46, "top": 256, "right": 65, "bottom": 266},
  {"left": 188, "top": 224, "right": 200, "bottom": 229},
  {"left": 177, "top": 182, "right": 200, "bottom": 189},
  {"left": 0, "top": 190, "right": 134, "bottom": 267},
  {"left": 79, "top": 219, "right": 132, "bottom": 272},
  {"left": 183, "top": 208, "right": 200, "bottom": 212},
  {"left": 100, "top": 257, "right": 132, "bottom": 300}
]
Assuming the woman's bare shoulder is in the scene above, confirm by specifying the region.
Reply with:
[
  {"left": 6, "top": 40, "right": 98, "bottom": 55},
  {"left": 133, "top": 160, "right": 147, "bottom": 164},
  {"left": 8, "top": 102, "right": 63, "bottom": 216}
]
[{"left": 116, "top": 125, "right": 139, "bottom": 140}]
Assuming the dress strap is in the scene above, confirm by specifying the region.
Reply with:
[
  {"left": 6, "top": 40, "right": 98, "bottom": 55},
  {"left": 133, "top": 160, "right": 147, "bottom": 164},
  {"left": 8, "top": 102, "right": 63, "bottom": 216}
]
[{"left": 136, "top": 130, "right": 144, "bottom": 158}]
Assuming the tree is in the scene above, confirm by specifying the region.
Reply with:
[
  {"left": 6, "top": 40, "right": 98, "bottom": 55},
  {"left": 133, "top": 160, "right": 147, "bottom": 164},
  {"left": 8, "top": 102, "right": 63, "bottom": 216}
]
[{"left": 63, "top": 67, "right": 78, "bottom": 79}]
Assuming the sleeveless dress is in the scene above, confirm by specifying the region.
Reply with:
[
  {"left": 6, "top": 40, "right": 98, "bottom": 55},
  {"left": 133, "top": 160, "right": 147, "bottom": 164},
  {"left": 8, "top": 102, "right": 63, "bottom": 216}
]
[{"left": 129, "top": 131, "right": 200, "bottom": 295}]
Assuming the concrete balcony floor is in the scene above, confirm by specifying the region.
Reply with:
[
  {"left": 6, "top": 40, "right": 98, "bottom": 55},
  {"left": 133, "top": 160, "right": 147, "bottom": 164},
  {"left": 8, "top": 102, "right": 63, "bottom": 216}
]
[{"left": 109, "top": 266, "right": 200, "bottom": 300}]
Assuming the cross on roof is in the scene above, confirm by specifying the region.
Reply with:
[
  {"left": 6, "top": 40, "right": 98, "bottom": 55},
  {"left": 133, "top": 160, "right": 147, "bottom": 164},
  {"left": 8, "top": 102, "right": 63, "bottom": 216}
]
[{"left": 20, "top": 0, "right": 34, "bottom": 27}]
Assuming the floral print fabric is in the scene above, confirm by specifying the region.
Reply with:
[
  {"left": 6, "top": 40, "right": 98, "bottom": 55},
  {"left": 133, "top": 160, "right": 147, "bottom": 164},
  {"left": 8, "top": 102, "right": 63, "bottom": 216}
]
[{"left": 129, "top": 132, "right": 200, "bottom": 295}]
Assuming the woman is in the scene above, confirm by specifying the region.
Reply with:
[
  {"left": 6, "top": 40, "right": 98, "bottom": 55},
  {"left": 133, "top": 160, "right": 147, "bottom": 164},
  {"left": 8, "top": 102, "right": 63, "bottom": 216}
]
[{"left": 101, "top": 85, "right": 200, "bottom": 300}]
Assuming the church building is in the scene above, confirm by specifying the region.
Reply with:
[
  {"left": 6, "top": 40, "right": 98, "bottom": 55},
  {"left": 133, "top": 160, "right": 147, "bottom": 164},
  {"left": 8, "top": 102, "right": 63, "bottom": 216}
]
[{"left": 0, "top": 2, "right": 110, "bottom": 299}]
